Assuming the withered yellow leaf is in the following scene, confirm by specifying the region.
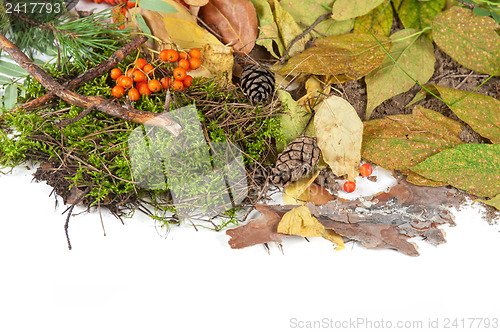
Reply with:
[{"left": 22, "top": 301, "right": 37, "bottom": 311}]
[
  {"left": 314, "top": 96, "right": 363, "bottom": 180},
  {"left": 278, "top": 206, "right": 345, "bottom": 250},
  {"left": 283, "top": 171, "right": 320, "bottom": 205}
]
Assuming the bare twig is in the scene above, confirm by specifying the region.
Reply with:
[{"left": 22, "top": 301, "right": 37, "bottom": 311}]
[
  {"left": 0, "top": 32, "right": 181, "bottom": 136},
  {"left": 19, "top": 35, "right": 149, "bottom": 112},
  {"left": 279, "top": 12, "right": 331, "bottom": 64}
]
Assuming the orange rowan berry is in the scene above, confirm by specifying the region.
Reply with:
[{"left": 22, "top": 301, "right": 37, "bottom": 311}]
[
  {"left": 148, "top": 79, "right": 162, "bottom": 92},
  {"left": 132, "top": 70, "right": 146, "bottom": 82},
  {"left": 118, "top": 75, "right": 133, "bottom": 89},
  {"left": 178, "top": 51, "right": 188, "bottom": 60},
  {"left": 172, "top": 80, "right": 184, "bottom": 91},
  {"left": 135, "top": 58, "right": 147, "bottom": 70},
  {"left": 126, "top": 1, "right": 136, "bottom": 9},
  {"left": 182, "top": 75, "right": 193, "bottom": 88},
  {"left": 178, "top": 59, "right": 190, "bottom": 70},
  {"left": 137, "top": 83, "right": 152, "bottom": 96},
  {"left": 160, "top": 49, "right": 179, "bottom": 62},
  {"left": 160, "top": 77, "right": 172, "bottom": 89},
  {"left": 128, "top": 88, "right": 140, "bottom": 101},
  {"left": 173, "top": 67, "right": 186, "bottom": 81},
  {"left": 110, "top": 68, "right": 122, "bottom": 80},
  {"left": 189, "top": 48, "right": 201, "bottom": 59},
  {"left": 343, "top": 181, "right": 356, "bottom": 193},
  {"left": 143, "top": 64, "right": 155, "bottom": 76},
  {"left": 359, "top": 163, "right": 373, "bottom": 177},
  {"left": 112, "top": 85, "right": 125, "bottom": 98},
  {"left": 189, "top": 57, "right": 201, "bottom": 70}
]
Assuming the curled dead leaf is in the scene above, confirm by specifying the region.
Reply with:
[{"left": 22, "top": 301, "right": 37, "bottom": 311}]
[
  {"left": 278, "top": 206, "right": 345, "bottom": 250},
  {"left": 314, "top": 96, "right": 363, "bottom": 180},
  {"left": 199, "top": 0, "right": 258, "bottom": 55},
  {"left": 226, "top": 205, "right": 286, "bottom": 249}
]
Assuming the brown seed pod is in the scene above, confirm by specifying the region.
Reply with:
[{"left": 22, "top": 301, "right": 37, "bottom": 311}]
[{"left": 270, "top": 136, "right": 321, "bottom": 187}]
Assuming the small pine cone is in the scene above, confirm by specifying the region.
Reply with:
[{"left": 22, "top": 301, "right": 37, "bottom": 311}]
[
  {"left": 314, "top": 167, "right": 339, "bottom": 194},
  {"left": 240, "top": 64, "right": 275, "bottom": 104},
  {"left": 270, "top": 136, "right": 321, "bottom": 187}
]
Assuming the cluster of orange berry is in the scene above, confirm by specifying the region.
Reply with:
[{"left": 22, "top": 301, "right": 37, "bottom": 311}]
[
  {"left": 109, "top": 48, "right": 201, "bottom": 101},
  {"left": 159, "top": 48, "right": 201, "bottom": 91}
]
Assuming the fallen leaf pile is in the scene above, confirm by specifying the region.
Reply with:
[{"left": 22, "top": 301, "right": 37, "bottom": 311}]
[{"left": 227, "top": 178, "right": 460, "bottom": 256}]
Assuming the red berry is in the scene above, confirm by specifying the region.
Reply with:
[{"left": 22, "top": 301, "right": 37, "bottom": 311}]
[
  {"left": 343, "top": 181, "right": 356, "bottom": 193},
  {"left": 359, "top": 163, "right": 373, "bottom": 177},
  {"left": 160, "top": 77, "right": 172, "bottom": 89},
  {"left": 172, "top": 80, "right": 184, "bottom": 91},
  {"left": 182, "top": 75, "right": 193, "bottom": 88}
]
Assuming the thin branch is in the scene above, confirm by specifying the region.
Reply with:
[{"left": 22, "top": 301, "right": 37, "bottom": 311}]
[
  {"left": 19, "top": 35, "right": 149, "bottom": 111},
  {"left": 0, "top": 32, "right": 181, "bottom": 136},
  {"left": 280, "top": 12, "right": 331, "bottom": 64}
]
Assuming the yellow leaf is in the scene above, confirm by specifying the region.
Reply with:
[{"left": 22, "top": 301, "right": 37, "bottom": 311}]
[
  {"left": 268, "top": 0, "right": 309, "bottom": 58},
  {"left": 297, "top": 76, "right": 331, "bottom": 111},
  {"left": 314, "top": 96, "right": 363, "bottom": 180},
  {"left": 162, "top": 18, "right": 223, "bottom": 50},
  {"left": 199, "top": 43, "right": 234, "bottom": 83},
  {"left": 283, "top": 170, "right": 320, "bottom": 205},
  {"left": 278, "top": 206, "right": 345, "bottom": 250}
]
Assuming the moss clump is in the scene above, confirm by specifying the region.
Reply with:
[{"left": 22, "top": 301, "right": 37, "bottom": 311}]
[{"left": 0, "top": 60, "right": 284, "bottom": 229}]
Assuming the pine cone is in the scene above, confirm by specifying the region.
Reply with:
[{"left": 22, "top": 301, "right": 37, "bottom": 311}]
[
  {"left": 270, "top": 136, "right": 321, "bottom": 187},
  {"left": 240, "top": 64, "right": 275, "bottom": 104}
]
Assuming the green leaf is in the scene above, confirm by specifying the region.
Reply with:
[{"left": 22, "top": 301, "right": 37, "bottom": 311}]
[
  {"left": 249, "top": 0, "right": 282, "bottom": 58},
  {"left": 411, "top": 84, "right": 500, "bottom": 144},
  {"left": 139, "top": 0, "right": 177, "bottom": 13},
  {"left": 277, "top": 33, "right": 390, "bottom": 81},
  {"left": 393, "top": 0, "right": 445, "bottom": 30},
  {"left": 280, "top": 0, "right": 354, "bottom": 37},
  {"left": 362, "top": 106, "right": 463, "bottom": 179},
  {"left": 473, "top": 6, "right": 492, "bottom": 17},
  {"left": 353, "top": 0, "right": 393, "bottom": 36},
  {"left": 331, "top": 0, "right": 385, "bottom": 20},
  {"left": 3, "top": 83, "right": 18, "bottom": 110},
  {"left": 276, "top": 89, "right": 312, "bottom": 151},
  {"left": 432, "top": 6, "right": 500, "bottom": 75},
  {"left": 268, "top": 0, "right": 309, "bottom": 58},
  {"left": 480, "top": 194, "right": 500, "bottom": 211},
  {"left": 0, "top": 59, "right": 28, "bottom": 77},
  {"left": 135, "top": 13, "right": 152, "bottom": 41},
  {"left": 411, "top": 144, "right": 500, "bottom": 197},
  {"left": 0, "top": 75, "right": 11, "bottom": 84},
  {"left": 365, "top": 29, "right": 435, "bottom": 119}
]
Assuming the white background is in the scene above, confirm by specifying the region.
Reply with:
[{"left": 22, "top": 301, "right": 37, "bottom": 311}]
[{"left": 1, "top": 1, "right": 500, "bottom": 331}]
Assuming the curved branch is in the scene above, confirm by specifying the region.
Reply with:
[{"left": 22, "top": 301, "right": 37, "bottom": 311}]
[{"left": 0, "top": 33, "right": 181, "bottom": 136}]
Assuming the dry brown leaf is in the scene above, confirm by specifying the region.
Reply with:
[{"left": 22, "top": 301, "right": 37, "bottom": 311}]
[
  {"left": 314, "top": 96, "right": 363, "bottom": 180},
  {"left": 227, "top": 178, "right": 462, "bottom": 255},
  {"left": 199, "top": 0, "right": 258, "bottom": 55},
  {"left": 226, "top": 205, "right": 286, "bottom": 249},
  {"left": 308, "top": 183, "right": 335, "bottom": 206}
]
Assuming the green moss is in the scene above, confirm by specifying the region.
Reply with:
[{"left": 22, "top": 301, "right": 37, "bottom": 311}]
[{"left": 0, "top": 58, "right": 283, "bottom": 229}]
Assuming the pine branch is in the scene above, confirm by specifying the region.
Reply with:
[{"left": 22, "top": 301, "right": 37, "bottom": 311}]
[
  {"left": 0, "top": 32, "right": 182, "bottom": 137},
  {"left": 19, "top": 35, "right": 149, "bottom": 111}
]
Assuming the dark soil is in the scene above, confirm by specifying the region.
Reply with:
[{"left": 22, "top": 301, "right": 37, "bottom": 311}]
[{"left": 336, "top": 47, "right": 499, "bottom": 130}]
